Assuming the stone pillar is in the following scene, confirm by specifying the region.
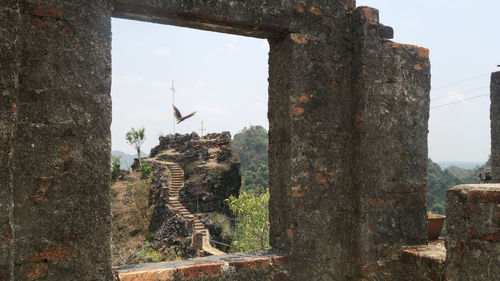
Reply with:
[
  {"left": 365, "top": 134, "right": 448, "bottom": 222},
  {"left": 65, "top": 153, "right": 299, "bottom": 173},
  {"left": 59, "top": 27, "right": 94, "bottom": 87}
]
[
  {"left": 268, "top": 3, "right": 360, "bottom": 280},
  {"left": 351, "top": 7, "right": 430, "bottom": 278},
  {"left": 0, "top": 3, "right": 20, "bottom": 280},
  {"left": 490, "top": 72, "right": 500, "bottom": 181},
  {"left": 445, "top": 184, "right": 500, "bottom": 280},
  {"left": 1, "top": 1, "right": 113, "bottom": 280}
]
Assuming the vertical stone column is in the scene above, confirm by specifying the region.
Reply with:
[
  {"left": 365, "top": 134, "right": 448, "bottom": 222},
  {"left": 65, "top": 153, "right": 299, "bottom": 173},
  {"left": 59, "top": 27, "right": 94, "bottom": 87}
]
[
  {"left": 490, "top": 71, "right": 500, "bottom": 182},
  {"left": 445, "top": 184, "right": 500, "bottom": 280},
  {"left": 268, "top": 3, "right": 359, "bottom": 280},
  {"left": 351, "top": 7, "right": 430, "bottom": 278},
  {"left": 7, "top": 1, "right": 113, "bottom": 280},
  {"left": 0, "top": 3, "right": 20, "bottom": 280}
]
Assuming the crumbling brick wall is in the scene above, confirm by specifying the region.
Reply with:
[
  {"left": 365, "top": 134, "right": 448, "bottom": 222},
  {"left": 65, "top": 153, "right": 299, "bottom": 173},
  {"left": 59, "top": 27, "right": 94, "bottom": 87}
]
[
  {"left": 0, "top": 1, "right": 431, "bottom": 280},
  {"left": 445, "top": 184, "right": 500, "bottom": 280},
  {"left": 490, "top": 72, "right": 500, "bottom": 181}
]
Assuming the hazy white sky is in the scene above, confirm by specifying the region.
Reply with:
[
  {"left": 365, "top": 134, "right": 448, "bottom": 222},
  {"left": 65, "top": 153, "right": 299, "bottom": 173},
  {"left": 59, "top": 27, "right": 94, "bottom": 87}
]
[{"left": 111, "top": 1, "right": 500, "bottom": 162}]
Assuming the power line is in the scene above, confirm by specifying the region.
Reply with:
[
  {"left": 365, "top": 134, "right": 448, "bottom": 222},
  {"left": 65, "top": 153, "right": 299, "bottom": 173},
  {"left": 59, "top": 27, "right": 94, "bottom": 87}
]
[
  {"left": 430, "top": 93, "right": 489, "bottom": 109},
  {"left": 431, "top": 86, "right": 489, "bottom": 101},
  {"left": 432, "top": 73, "right": 490, "bottom": 91}
]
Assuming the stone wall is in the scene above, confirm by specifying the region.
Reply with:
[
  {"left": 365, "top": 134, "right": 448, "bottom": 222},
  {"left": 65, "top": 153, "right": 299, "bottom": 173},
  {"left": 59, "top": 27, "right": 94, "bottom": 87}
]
[
  {"left": 490, "top": 71, "right": 500, "bottom": 181},
  {"left": 351, "top": 7, "right": 430, "bottom": 277},
  {"left": 1, "top": 1, "right": 433, "bottom": 280},
  {"left": 115, "top": 251, "right": 288, "bottom": 281},
  {"left": 445, "top": 184, "right": 500, "bottom": 280},
  {"left": 1, "top": 1, "right": 113, "bottom": 280}
]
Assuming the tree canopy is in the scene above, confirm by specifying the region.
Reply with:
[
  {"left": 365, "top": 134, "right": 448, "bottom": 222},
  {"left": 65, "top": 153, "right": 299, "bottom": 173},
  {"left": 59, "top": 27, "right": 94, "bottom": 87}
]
[{"left": 232, "top": 125, "right": 268, "bottom": 192}]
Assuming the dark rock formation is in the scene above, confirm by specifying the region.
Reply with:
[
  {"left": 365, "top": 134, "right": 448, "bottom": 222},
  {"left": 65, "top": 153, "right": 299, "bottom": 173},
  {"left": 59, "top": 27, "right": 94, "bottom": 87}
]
[{"left": 147, "top": 132, "right": 241, "bottom": 255}]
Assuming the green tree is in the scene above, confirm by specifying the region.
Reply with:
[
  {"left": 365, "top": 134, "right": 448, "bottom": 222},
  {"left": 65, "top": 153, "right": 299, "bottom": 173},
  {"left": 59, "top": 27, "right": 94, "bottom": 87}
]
[
  {"left": 126, "top": 127, "right": 146, "bottom": 166},
  {"left": 226, "top": 190, "right": 270, "bottom": 252},
  {"left": 233, "top": 125, "right": 268, "bottom": 192}
]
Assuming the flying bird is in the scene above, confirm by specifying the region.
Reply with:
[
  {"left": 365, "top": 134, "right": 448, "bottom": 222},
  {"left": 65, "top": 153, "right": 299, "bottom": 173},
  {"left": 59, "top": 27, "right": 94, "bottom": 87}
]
[{"left": 173, "top": 105, "right": 196, "bottom": 124}]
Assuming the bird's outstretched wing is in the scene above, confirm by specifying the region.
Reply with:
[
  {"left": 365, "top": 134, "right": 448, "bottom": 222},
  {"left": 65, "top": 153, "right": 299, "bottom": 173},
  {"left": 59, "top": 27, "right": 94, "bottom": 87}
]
[
  {"left": 177, "top": 111, "right": 196, "bottom": 123},
  {"left": 172, "top": 105, "right": 182, "bottom": 120}
]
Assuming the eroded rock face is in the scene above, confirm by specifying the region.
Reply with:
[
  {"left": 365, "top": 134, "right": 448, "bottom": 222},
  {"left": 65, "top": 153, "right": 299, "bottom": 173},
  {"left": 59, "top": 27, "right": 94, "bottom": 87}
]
[{"left": 147, "top": 132, "right": 241, "bottom": 256}]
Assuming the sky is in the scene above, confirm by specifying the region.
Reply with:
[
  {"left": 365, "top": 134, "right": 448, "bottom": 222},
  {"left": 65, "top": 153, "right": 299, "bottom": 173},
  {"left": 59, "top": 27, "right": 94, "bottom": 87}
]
[{"left": 111, "top": 1, "right": 500, "bottom": 162}]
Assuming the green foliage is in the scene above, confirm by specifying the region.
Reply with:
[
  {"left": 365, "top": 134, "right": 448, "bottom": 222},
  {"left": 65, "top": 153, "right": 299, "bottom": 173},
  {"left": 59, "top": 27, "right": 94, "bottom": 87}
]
[
  {"left": 233, "top": 125, "right": 268, "bottom": 192},
  {"left": 126, "top": 127, "right": 146, "bottom": 165},
  {"left": 427, "top": 158, "right": 488, "bottom": 215},
  {"left": 137, "top": 241, "right": 164, "bottom": 263},
  {"left": 427, "top": 159, "right": 463, "bottom": 213},
  {"left": 139, "top": 163, "right": 151, "bottom": 179},
  {"left": 111, "top": 155, "right": 124, "bottom": 180},
  {"left": 226, "top": 190, "right": 270, "bottom": 252}
]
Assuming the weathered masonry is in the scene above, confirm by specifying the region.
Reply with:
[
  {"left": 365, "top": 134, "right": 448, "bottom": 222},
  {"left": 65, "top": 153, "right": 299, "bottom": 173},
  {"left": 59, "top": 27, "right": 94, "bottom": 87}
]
[
  {"left": 1, "top": 1, "right": 431, "bottom": 280},
  {"left": 490, "top": 71, "right": 500, "bottom": 181}
]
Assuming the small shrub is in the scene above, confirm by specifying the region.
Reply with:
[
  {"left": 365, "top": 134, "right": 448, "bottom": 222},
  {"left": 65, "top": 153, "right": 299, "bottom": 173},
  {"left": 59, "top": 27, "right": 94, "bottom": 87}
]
[
  {"left": 137, "top": 241, "right": 164, "bottom": 263},
  {"left": 111, "top": 155, "right": 124, "bottom": 180},
  {"left": 139, "top": 162, "right": 151, "bottom": 179},
  {"left": 226, "top": 190, "right": 270, "bottom": 252}
]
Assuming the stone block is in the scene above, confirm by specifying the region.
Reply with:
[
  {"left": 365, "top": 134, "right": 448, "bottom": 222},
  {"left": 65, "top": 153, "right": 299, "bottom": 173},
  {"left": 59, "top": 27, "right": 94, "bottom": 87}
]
[{"left": 446, "top": 184, "right": 500, "bottom": 280}]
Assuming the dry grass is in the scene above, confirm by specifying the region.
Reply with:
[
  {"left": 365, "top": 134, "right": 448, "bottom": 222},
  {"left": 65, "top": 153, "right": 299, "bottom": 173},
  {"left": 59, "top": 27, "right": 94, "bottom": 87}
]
[{"left": 110, "top": 172, "right": 151, "bottom": 267}]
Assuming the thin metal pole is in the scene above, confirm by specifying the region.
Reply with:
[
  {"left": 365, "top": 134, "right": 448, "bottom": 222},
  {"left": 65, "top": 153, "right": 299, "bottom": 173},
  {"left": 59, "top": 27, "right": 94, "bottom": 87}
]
[
  {"left": 199, "top": 121, "right": 205, "bottom": 137},
  {"left": 171, "top": 80, "right": 175, "bottom": 134}
]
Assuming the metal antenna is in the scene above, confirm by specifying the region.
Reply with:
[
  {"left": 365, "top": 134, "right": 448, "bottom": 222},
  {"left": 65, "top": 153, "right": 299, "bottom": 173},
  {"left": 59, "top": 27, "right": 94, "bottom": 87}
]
[
  {"left": 199, "top": 121, "right": 206, "bottom": 138},
  {"left": 171, "top": 80, "right": 176, "bottom": 134}
]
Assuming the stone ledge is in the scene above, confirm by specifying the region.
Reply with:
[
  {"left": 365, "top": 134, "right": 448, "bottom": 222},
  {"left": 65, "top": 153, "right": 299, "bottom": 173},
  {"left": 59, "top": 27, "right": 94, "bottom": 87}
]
[
  {"left": 114, "top": 251, "right": 288, "bottom": 281},
  {"left": 400, "top": 239, "right": 446, "bottom": 281}
]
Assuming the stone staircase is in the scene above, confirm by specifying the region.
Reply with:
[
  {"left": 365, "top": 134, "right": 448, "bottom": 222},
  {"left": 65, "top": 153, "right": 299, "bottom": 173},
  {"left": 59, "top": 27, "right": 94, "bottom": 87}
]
[{"left": 145, "top": 159, "right": 225, "bottom": 256}]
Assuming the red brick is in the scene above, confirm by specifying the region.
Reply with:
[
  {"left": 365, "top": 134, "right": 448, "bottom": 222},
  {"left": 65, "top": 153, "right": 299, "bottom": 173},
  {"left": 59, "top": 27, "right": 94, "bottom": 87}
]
[
  {"left": 292, "top": 186, "right": 308, "bottom": 198},
  {"left": 59, "top": 145, "right": 72, "bottom": 156},
  {"left": 292, "top": 106, "right": 304, "bottom": 116},
  {"left": 315, "top": 172, "right": 328, "bottom": 185},
  {"left": 29, "top": 246, "right": 74, "bottom": 262},
  {"left": 11, "top": 103, "right": 16, "bottom": 112},
  {"left": 480, "top": 231, "right": 500, "bottom": 242},
  {"left": 299, "top": 92, "right": 311, "bottom": 103},
  {"left": 177, "top": 263, "right": 223, "bottom": 280},
  {"left": 417, "top": 47, "right": 430, "bottom": 59},
  {"left": 296, "top": 4, "right": 305, "bottom": 14},
  {"left": 413, "top": 63, "right": 422, "bottom": 71},
  {"left": 30, "top": 18, "right": 46, "bottom": 31},
  {"left": 271, "top": 256, "right": 289, "bottom": 267},
  {"left": 309, "top": 6, "right": 322, "bottom": 16},
  {"left": 468, "top": 190, "right": 500, "bottom": 203},
  {"left": 229, "top": 257, "right": 270, "bottom": 271},
  {"left": 25, "top": 4, "right": 63, "bottom": 19},
  {"left": 21, "top": 262, "right": 49, "bottom": 279},
  {"left": 290, "top": 34, "right": 308, "bottom": 45},
  {"left": 359, "top": 7, "right": 378, "bottom": 23},
  {"left": 118, "top": 268, "right": 175, "bottom": 281}
]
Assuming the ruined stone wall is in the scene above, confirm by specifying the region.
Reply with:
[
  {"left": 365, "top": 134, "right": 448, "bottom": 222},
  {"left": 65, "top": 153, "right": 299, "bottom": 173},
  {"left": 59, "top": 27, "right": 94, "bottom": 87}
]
[
  {"left": 115, "top": 251, "right": 288, "bottom": 281},
  {"left": 1, "top": 1, "right": 113, "bottom": 280},
  {"left": 445, "top": 184, "right": 500, "bottom": 280},
  {"left": 351, "top": 7, "right": 430, "bottom": 278},
  {"left": 490, "top": 72, "right": 500, "bottom": 181},
  {"left": 1, "top": 1, "right": 432, "bottom": 280},
  {"left": 0, "top": 3, "right": 19, "bottom": 280}
]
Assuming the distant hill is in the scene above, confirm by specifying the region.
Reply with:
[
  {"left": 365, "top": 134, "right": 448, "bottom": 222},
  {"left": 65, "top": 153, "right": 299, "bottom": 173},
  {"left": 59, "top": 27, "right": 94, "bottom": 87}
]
[
  {"left": 436, "top": 161, "right": 483, "bottom": 169},
  {"left": 232, "top": 125, "right": 268, "bottom": 192},
  {"left": 112, "top": 150, "right": 148, "bottom": 170}
]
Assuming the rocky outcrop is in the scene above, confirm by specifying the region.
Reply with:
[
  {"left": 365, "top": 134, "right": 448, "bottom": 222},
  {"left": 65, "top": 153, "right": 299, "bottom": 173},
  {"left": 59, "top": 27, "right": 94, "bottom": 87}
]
[
  {"left": 150, "top": 132, "right": 241, "bottom": 216},
  {"left": 146, "top": 132, "right": 241, "bottom": 256}
]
